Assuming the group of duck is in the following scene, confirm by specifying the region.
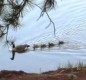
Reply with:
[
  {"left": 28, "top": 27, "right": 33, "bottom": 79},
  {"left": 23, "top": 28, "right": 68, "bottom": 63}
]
[
  {"left": 33, "top": 41, "right": 65, "bottom": 50},
  {"left": 7, "top": 40, "right": 65, "bottom": 60}
]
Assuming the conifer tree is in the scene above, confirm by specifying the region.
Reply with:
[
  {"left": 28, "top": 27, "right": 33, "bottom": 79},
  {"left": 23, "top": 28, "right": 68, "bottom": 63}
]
[{"left": 0, "top": 0, "right": 56, "bottom": 41}]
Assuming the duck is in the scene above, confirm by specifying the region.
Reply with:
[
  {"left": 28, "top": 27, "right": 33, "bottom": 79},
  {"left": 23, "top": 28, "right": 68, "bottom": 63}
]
[
  {"left": 10, "top": 41, "right": 30, "bottom": 60},
  {"left": 33, "top": 44, "right": 39, "bottom": 51},
  {"left": 48, "top": 42, "right": 55, "bottom": 48},
  {"left": 12, "top": 44, "right": 30, "bottom": 53},
  {"left": 58, "top": 41, "right": 65, "bottom": 47},
  {"left": 40, "top": 44, "right": 47, "bottom": 50}
]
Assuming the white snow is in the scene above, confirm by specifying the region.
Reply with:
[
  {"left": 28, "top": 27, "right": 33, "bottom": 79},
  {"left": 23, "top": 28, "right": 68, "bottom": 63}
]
[{"left": 0, "top": 0, "right": 86, "bottom": 73}]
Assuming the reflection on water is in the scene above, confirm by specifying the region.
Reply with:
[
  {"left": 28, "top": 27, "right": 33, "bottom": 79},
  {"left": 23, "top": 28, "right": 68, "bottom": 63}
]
[{"left": 0, "top": 48, "right": 86, "bottom": 73}]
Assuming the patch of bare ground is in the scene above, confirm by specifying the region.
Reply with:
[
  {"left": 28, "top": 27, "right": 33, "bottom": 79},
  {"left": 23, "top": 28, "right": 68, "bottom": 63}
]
[{"left": 0, "top": 68, "right": 86, "bottom": 80}]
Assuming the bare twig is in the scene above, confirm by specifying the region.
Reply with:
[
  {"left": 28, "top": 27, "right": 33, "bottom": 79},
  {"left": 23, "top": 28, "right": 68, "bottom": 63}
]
[
  {"left": 45, "top": 11, "right": 56, "bottom": 36},
  {"left": 36, "top": 0, "right": 56, "bottom": 36},
  {"left": 6, "top": 24, "right": 9, "bottom": 41}
]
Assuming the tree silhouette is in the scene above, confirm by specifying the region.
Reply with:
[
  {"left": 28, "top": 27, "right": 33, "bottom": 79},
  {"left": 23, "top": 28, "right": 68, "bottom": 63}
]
[{"left": 0, "top": 0, "right": 56, "bottom": 41}]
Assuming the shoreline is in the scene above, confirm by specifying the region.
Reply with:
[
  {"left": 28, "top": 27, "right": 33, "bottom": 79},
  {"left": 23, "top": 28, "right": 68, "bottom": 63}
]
[{"left": 0, "top": 66, "right": 86, "bottom": 80}]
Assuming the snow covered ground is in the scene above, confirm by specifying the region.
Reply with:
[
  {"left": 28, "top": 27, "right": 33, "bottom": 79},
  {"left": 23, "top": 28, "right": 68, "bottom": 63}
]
[{"left": 0, "top": 0, "right": 86, "bottom": 73}]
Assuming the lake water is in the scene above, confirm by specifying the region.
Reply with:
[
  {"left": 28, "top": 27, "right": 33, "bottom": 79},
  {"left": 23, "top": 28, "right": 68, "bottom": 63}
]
[{"left": 0, "top": 46, "right": 86, "bottom": 73}]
